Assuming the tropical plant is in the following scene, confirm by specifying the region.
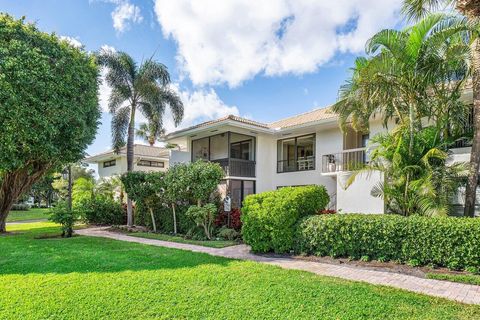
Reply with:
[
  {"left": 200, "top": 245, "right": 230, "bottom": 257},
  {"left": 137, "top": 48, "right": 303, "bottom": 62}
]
[
  {"left": 402, "top": 0, "right": 480, "bottom": 216},
  {"left": 334, "top": 13, "right": 471, "bottom": 142},
  {"left": 72, "top": 177, "right": 95, "bottom": 208},
  {"left": 95, "top": 176, "right": 124, "bottom": 202},
  {"left": 185, "top": 203, "right": 217, "bottom": 240},
  {"left": 97, "top": 49, "right": 184, "bottom": 226},
  {"left": 0, "top": 15, "right": 100, "bottom": 232},
  {"left": 136, "top": 122, "right": 165, "bottom": 146},
  {"left": 49, "top": 201, "right": 78, "bottom": 238},
  {"left": 347, "top": 126, "right": 468, "bottom": 216}
]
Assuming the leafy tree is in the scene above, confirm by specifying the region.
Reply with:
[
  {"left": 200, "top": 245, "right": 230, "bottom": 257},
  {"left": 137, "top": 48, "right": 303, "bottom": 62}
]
[
  {"left": 97, "top": 49, "right": 184, "bottom": 227},
  {"left": 187, "top": 161, "right": 225, "bottom": 206},
  {"left": 0, "top": 15, "right": 100, "bottom": 232},
  {"left": 136, "top": 122, "right": 165, "bottom": 146},
  {"left": 121, "top": 171, "right": 165, "bottom": 232},
  {"left": 164, "top": 163, "right": 190, "bottom": 234},
  {"left": 402, "top": 0, "right": 480, "bottom": 216},
  {"left": 30, "top": 174, "right": 55, "bottom": 207}
]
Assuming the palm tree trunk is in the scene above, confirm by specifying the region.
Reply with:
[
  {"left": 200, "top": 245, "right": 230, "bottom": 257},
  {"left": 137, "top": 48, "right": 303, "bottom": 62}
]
[
  {"left": 464, "top": 38, "right": 480, "bottom": 217},
  {"left": 126, "top": 105, "right": 136, "bottom": 227}
]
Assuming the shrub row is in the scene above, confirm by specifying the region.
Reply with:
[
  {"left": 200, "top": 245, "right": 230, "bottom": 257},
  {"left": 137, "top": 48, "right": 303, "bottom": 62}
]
[
  {"left": 242, "top": 185, "right": 329, "bottom": 253},
  {"left": 295, "top": 214, "right": 480, "bottom": 271}
]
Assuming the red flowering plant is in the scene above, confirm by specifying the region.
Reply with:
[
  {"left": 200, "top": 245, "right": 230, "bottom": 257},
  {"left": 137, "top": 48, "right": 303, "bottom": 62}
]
[
  {"left": 215, "top": 207, "right": 242, "bottom": 231},
  {"left": 318, "top": 209, "right": 336, "bottom": 215}
]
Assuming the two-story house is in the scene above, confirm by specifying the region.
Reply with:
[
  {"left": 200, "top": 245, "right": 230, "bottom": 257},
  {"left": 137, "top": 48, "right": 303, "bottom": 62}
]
[{"left": 164, "top": 91, "right": 476, "bottom": 213}]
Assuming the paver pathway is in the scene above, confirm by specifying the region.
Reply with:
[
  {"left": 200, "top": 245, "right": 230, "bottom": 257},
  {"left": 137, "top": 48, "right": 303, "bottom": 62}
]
[{"left": 76, "top": 227, "right": 480, "bottom": 305}]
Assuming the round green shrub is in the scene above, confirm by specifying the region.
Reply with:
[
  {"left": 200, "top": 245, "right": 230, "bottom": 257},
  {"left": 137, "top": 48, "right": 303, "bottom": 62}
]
[{"left": 242, "top": 185, "right": 330, "bottom": 253}]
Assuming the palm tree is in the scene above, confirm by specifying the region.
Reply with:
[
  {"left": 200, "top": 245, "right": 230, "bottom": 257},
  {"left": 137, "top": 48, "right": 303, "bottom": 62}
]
[
  {"left": 97, "top": 49, "right": 184, "bottom": 226},
  {"left": 136, "top": 122, "right": 165, "bottom": 146},
  {"left": 402, "top": 0, "right": 480, "bottom": 217},
  {"left": 347, "top": 126, "right": 468, "bottom": 216},
  {"left": 334, "top": 14, "right": 472, "bottom": 215}
]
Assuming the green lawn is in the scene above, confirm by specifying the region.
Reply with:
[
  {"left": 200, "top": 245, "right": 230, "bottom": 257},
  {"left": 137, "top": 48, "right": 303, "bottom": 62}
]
[
  {"left": 1, "top": 223, "right": 479, "bottom": 319},
  {"left": 6, "top": 208, "right": 50, "bottom": 222},
  {"left": 427, "top": 273, "right": 480, "bottom": 286},
  {"left": 129, "top": 231, "right": 238, "bottom": 248}
]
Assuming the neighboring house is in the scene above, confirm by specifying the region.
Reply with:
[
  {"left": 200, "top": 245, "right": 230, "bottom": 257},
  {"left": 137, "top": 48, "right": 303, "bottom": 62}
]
[
  {"left": 164, "top": 88, "right": 476, "bottom": 214},
  {"left": 84, "top": 144, "right": 170, "bottom": 178}
]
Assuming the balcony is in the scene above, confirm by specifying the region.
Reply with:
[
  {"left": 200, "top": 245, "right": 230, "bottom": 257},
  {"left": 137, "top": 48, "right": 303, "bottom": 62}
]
[
  {"left": 321, "top": 148, "right": 367, "bottom": 174},
  {"left": 192, "top": 131, "right": 256, "bottom": 178},
  {"left": 212, "top": 158, "right": 256, "bottom": 177}
]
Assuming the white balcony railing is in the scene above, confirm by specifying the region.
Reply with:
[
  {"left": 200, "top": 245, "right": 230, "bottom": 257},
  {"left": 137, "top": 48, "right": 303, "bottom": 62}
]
[{"left": 321, "top": 148, "right": 367, "bottom": 173}]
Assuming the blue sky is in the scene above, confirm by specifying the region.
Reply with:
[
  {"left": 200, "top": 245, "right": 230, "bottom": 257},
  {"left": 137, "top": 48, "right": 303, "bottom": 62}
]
[{"left": 0, "top": 0, "right": 403, "bottom": 161}]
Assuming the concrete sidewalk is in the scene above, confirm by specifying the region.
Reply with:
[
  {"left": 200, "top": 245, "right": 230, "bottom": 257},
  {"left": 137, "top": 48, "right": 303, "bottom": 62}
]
[{"left": 76, "top": 227, "right": 480, "bottom": 305}]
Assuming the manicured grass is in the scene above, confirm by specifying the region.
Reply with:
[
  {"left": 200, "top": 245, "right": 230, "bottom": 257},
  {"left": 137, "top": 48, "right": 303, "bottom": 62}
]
[
  {"left": 129, "top": 231, "right": 238, "bottom": 248},
  {"left": 6, "top": 208, "right": 50, "bottom": 222},
  {"left": 427, "top": 273, "right": 480, "bottom": 286},
  {"left": 1, "top": 223, "right": 479, "bottom": 319}
]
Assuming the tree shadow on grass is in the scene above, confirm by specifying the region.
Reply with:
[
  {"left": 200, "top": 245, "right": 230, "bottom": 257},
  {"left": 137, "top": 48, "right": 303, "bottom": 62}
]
[{"left": 0, "top": 225, "right": 234, "bottom": 275}]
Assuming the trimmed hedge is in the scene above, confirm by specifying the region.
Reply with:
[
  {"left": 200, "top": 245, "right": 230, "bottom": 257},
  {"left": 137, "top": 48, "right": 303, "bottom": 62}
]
[
  {"left": 242, "top": 185, "right": 329, "bottom": 253},
  {"left": 295, "top": 214, "right": 480, "bottom": 271}
]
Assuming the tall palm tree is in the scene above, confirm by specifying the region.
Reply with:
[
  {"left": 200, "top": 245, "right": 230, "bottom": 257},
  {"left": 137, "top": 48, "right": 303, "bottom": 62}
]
[
  {"left": 334, "top": 14, "right": 471, "bottom": 214},
  {"left": 136, "top": 122, "right": 165, "bottom": 146},
  {"left": 403, "top": 0, "right": 480, "bottom": 217},
  {"left": 97, "top": 49, "right": 184, "bottom": 226},
  {"left": 335, "top": 14, "right": 471, "bottom": 149}
]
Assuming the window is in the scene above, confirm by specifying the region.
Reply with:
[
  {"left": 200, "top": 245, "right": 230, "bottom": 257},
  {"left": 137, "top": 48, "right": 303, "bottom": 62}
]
[
  {"left": 103, "top": 160, "right": 116, "bottom": 168},
  {"left": 192, "top": 137, "right": 209, "bottom": 161},
  {"left": 230, "top": 141, "right": 252, "bottom": 160},
  {"left": 191, "top": 132, "right": 255, "bottom": 162},
  {"left": 229, "top": 180, "right": 255, "bottom": 208},
  {"left": 138, "top": 160, "right": 164, "bottom": 168},
  {"left": 277, "top": 134, "right": 315, "bottom": 173}
]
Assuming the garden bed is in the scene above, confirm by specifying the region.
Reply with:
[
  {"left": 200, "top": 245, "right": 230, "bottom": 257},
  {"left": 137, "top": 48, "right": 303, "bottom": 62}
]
[
  {"left": 108, "top": 226, "right": 239, "bottom": 248},
  {"left": 291, "top": 254, "right": 479, "bottom": 283}
]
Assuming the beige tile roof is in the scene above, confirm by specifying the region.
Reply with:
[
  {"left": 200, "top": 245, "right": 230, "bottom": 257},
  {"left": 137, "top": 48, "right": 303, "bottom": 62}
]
[
  {"left": 166, "top": 107, "right": 338, "bottom": 138},
  {"left": 85, "top": 144, "right": 170, "bottom": 162},
  {"left": 166, "top": 115, "right": 270, "bottom": 136},
  {"left": 268, "top": 106, "right": 337, "bottom": 129}
]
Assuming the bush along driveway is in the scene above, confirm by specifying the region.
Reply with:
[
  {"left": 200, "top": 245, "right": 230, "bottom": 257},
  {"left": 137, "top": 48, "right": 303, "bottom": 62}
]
[{"left": 77, "top": 226, "right": 480, "bottom": 305}]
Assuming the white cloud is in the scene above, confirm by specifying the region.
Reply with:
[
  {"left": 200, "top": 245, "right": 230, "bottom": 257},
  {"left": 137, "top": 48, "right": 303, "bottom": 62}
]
[
  {"left": 163, "top": 84, "right": 239, "bottom": 133},
  {"left": 92, "top": 0, "right": 143, "bottom": 33},
  {"left": 112, "top": 1, "right": 143, "bottom": 33},
  {"left": 98, "top": 67, "right": 238, "bottom": 133},
  {"left": 60, "top": 36, "right": 82, "bottom": 48},
  {"left": 154, "top": 0, "right": 403, "bottom": 87}
]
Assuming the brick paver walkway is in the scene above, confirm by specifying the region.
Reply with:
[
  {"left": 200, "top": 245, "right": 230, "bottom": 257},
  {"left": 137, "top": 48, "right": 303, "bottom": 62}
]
[{"left": 76, "top": 227, "right": 480, "bottom": 305}]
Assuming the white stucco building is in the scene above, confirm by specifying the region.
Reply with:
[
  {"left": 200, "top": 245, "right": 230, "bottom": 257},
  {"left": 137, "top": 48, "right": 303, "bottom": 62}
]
[
  {"left": 84, "top": 144, "right": 170, "bottom": 178},
  {"left": 163, "top": 99, "right": 476, "bottom": 214}
]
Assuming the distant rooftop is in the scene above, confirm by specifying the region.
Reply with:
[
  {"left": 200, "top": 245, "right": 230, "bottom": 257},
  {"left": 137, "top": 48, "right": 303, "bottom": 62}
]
[{"left": 85, "top": 144, "right": 170, "bottom": 162}]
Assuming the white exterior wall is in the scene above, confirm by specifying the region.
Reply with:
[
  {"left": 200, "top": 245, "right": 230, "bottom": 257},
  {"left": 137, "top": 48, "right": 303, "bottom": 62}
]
[
  {"left": 97, "top": 157, "right": 125, "bottom": 177},
  {"left": 337, "top": 171, "right": 384, "bottom": 213},
  {"left": 255, "top": 133, "right": 275, "bottom": 193},
  {"left": 96, "top": 157, "right": 168, "bottom": 178}
]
